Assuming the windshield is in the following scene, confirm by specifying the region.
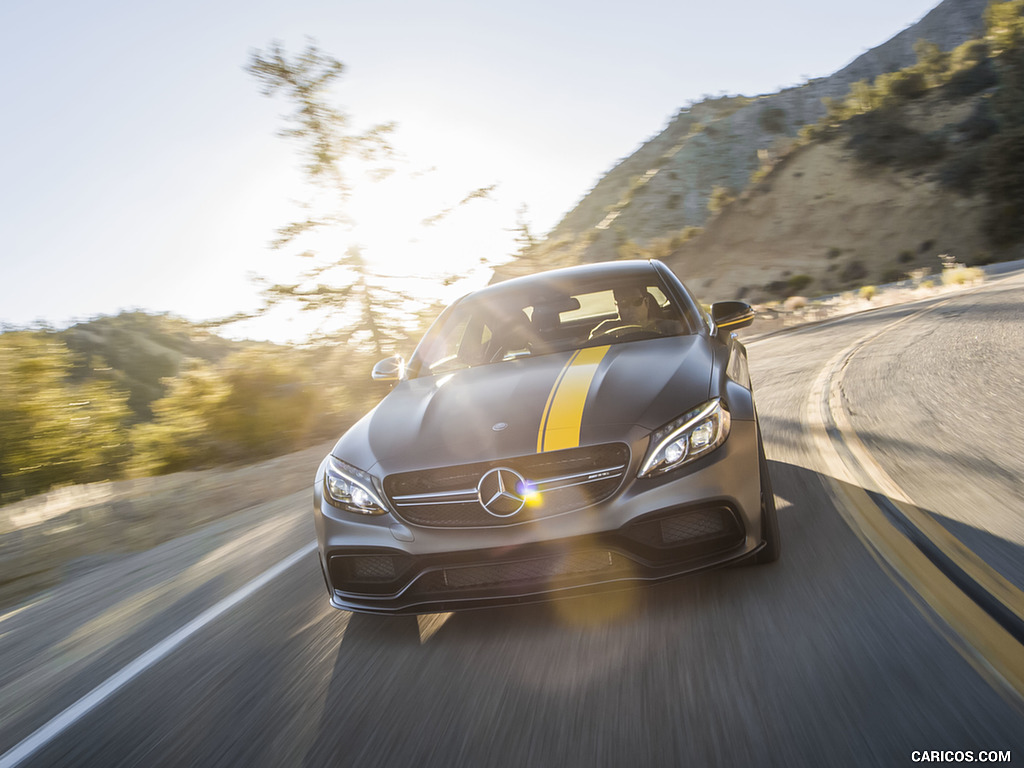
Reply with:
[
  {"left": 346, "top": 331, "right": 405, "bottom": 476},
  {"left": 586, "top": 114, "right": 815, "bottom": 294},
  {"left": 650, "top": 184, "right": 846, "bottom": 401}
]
[{"left": 411, "top": 275, "right": 690, "bottom": 376}]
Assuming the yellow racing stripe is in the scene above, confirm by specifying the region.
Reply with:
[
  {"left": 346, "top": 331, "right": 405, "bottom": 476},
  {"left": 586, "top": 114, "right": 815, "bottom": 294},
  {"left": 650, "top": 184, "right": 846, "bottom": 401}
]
[{"left": 537, "top": 345, "right": 610, "bottom": 452}]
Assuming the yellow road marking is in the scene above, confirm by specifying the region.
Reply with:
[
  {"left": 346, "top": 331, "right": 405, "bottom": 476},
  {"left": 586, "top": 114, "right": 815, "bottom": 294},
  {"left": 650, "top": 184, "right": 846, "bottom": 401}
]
[
  {"left": 828, "top": 368, "right": 1024, "bottom": 628},
  {"left": 538, "top": 346, "right": 610, "bottom": 452},
  {"left": 827, "top": 476, "right": 1024, "bottom": 703},
  {"left": 806, "top": 319, "right": 1024, "bottom": 707}
]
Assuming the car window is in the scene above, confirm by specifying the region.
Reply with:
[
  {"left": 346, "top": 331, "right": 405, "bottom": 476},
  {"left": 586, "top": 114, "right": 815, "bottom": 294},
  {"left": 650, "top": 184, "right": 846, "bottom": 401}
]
[{"left": 413, "top": 276, "right": 690, "bottom": 376}]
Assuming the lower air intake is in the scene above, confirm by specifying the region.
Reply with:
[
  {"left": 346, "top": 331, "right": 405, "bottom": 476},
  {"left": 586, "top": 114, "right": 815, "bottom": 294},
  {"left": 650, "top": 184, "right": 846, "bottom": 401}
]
[
  {"left": 416, "top": 550, "right": 627, "bottom": 592},
  {"left": 623, "top": 506, "right": 741, "bottom": 550}
]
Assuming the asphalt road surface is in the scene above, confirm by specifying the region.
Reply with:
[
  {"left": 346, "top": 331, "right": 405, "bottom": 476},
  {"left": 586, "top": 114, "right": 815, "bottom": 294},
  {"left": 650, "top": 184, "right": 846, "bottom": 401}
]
[{"left": 2, "top": 274, "right": 1024, "bottom": 767}]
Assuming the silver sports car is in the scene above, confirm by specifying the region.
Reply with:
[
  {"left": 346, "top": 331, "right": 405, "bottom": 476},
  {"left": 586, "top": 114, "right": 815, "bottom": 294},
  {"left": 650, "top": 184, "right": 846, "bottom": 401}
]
[{"left": 313, "top": 259, "right": 779, "bottom": 614}]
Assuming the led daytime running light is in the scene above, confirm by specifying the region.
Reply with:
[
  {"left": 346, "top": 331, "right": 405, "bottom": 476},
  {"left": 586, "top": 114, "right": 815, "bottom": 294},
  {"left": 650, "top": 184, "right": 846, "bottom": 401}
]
[
  {"left": 639, "top": 399, "right": 730, "bottom": 477},
  {"left": 324, "top": 456, "right": 388, "bottom": 515}
]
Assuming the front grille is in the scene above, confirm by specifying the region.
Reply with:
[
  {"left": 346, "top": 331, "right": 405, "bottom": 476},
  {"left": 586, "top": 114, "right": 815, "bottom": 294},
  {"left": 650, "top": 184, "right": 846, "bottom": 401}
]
[
  {"left": 414, "top": 550, "right": 629, "bottom": 593},
  {"left": 383, "top": 443, "right": 630, "bottom": 528}
]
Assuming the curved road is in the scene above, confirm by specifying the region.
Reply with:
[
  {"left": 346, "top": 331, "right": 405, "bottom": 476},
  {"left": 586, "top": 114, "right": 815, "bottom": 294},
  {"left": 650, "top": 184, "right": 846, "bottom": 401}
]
[{"left": 2, "top": 274, "right": 1024, "bottom": 767}]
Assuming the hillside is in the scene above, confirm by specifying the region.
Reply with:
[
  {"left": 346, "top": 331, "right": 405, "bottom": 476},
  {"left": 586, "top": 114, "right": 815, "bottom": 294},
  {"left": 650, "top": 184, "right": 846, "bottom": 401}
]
[
  {"left": 494, "top": 0, "right": 1014, "bottom": 295},
  {"left": 549, "top": 0, "right": 989, "bottom": 257},
  {"left": 60, "top": 311, "right": 250, "bottom": 420},
  {"left": 667, "top": 88, "right": 998, "bottom": 302}
]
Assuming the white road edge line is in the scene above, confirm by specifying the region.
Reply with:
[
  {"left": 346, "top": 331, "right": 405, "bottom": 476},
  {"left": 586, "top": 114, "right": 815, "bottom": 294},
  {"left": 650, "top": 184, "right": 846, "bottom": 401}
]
[{"left": 0, "top": 540, "right": 318, "bottom": 768}]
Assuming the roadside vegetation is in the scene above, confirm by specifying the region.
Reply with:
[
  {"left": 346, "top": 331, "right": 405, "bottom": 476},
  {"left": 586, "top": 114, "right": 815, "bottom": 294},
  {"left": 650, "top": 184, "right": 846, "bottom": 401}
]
[
  {"left": 0, "top": 314, "right": 399, "bottom": 503},
  {"left": 1, "top": 41, "right": 451, "bottom": 505}
]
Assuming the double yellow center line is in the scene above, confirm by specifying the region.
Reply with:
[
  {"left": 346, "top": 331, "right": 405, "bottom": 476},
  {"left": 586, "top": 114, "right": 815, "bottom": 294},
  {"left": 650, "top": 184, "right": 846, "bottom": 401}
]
[{"left": 807, "top": 312, "right": 1024, "bottom": 705}]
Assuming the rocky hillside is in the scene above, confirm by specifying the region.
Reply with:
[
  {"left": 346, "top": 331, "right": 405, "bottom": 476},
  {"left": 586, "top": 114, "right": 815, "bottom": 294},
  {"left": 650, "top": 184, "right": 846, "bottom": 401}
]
[
  {"left": 549, "top": 0, "right": 990, "bottom": 260},
  {"left": 665, "top": 90, "right": 994, "bottom": 302},
  {"left": 495, "top": 0, "right": 1010, "bottom": 294}
]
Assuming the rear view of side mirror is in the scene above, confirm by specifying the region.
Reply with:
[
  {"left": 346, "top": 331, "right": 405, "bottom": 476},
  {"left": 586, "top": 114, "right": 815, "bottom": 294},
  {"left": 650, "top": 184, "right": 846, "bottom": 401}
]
[
  {"left": 710, "top": 301, "right": 755, "bottom": 331},
  {"left": 371, "top": 355, "right": 406, "bottom": 382}
]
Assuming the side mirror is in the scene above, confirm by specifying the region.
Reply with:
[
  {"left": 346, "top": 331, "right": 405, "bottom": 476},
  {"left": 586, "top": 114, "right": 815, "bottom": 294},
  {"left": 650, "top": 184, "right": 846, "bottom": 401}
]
[
  {"left": 371, "top": 354, "right": 406, "bottom": 382},
  {"left": 710, "top": 301, "right": 754, "bottom": 332}
]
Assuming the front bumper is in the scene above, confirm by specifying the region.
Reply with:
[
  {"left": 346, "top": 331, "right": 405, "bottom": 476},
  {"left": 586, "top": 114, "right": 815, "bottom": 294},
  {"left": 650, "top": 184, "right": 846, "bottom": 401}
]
[{"left": 314, "top": 421, "right": 763, "bottom": 615}]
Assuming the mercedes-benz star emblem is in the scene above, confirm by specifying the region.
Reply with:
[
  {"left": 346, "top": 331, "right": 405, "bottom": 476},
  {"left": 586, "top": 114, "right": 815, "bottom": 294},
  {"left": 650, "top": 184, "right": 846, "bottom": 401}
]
[{"left": 477, "top": 467, "right": 527, "bottom": 517}]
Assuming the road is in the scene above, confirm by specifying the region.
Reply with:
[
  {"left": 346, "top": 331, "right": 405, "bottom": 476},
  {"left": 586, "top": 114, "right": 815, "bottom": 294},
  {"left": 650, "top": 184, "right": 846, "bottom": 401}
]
[{"left": 2, "top": 274, "right": 1023, "bottom": 767}]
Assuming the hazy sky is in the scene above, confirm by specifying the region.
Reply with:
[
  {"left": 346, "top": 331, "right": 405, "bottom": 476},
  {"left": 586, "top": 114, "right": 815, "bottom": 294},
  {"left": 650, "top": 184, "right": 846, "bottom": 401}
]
[{"left": 1, "top": 0, "right": 942, "bottom": 340}]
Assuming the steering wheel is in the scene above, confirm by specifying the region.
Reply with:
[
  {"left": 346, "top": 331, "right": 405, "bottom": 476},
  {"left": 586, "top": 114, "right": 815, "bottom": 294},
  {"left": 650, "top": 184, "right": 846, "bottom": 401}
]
[{"left": 596, "top": 324, "right": 643, "bottom": 339}]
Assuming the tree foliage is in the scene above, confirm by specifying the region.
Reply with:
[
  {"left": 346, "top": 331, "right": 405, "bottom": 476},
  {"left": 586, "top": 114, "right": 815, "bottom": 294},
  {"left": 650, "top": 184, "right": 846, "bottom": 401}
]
[
  {"left": 129, "top": 347, "right": 346, "bottom": 476},
  {"left": 240, "top": 41, "right": 490, "bottom": 356},
  {"left": 247, "top": 41, "right": 396, "bottom": 201},
  {"left": 0, "top": 333, "right": 131, "bottom": 499},
  {"left": 986, "top": 0, "right": 1024, "bottom": 57},
  {"left": 708, "top": 185, "right": 736, "bottom": 214},
  {"left": 982, "top": 1, "right": 1024, "bottom": 243},
  {"left": 61, "top": 311, "right": 241, "bottom": 421},
  {"left": 239, "top": 41, "right": 421, "bottom": 355}
]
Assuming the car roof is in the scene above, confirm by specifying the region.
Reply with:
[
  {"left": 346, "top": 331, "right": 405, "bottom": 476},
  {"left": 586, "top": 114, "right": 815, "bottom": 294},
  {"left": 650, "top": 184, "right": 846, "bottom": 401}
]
[{"left": 473, "top": 260, "right": 664, "bottom": 303}]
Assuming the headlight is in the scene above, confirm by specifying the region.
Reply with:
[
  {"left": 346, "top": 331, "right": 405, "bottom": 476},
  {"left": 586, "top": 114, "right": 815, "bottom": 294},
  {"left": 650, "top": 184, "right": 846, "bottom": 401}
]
[
  {"left": 323, "top": 456, "right": 389, "bottom": 515},
  {"left": 638, "top": 398, "right": 731, "bottom": 477}
]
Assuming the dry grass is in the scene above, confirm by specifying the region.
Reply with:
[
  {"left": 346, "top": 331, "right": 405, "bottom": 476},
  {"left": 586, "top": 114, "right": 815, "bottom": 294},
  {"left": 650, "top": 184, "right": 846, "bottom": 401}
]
[
  {"left": 0, "top": 440, "right": 335, "bottom": 609},
  {"left": 665, "top": 92, "right": 998, "bottom": 304},
  {"left": 743, "top": 272, "right": 986, "bottom": 337}
]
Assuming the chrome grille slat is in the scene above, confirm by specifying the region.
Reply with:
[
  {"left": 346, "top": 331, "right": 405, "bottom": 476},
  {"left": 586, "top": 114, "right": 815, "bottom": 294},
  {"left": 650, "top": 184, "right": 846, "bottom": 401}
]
[
  {"left": 392, "top": 490, "right": 477, "bottom": 507},
  {"left": 533, "top": 465, "right": 625, "bottom": 491},
  {"left": 383, "top": 443, "right": 630, "bottom": 528},
  {"left": 392, "top": 465, "right": 625, "bottom": 507},
  {"left": 536, "top": 470, "right": 624, "bottom": 494}
]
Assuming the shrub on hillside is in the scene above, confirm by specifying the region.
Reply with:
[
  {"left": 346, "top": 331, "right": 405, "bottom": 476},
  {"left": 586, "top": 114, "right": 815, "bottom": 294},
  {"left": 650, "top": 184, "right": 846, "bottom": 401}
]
[
  {"left": 875, "top": 69, "right": 928, "bottom": 101},
  {"left": 956, "top": 102, "right": 999, "bottom": 142},
  {"left": 669, "top": 227, "right": 704, "bottom": 248},
  {"left": 941, "top": 265, "right": 985, "bottom": 285},
  {"left": 951, "top": 39, "right": 990, "bottom": 71},
  {"left": 939, "top": 148, "right": 986, "bottom": 194},
  {"left": 914, "top": 40, "right": 951, "bottom": 88},
  {"left": 882, "top": 269, "right": 905, "bottom": 284},
  {"left": 845, "top": 111, "right": 945, "bottom": 167},
  {"left": 708, "top": 186, "right": 736, "bottom": 214},
  {"left": 787, "top": 274, "right": 813, "bottom": 293},
  {"left": 841, "top": 260, "right": 868, "bottom": 283},
  {"left": 758, "top": 107, "right": 788, "bottom": 134},
  {"left": 982, "top": 126, "right": 1024, "bottom": 244},
  {"left": 946, "top": 60, "right": 998, "bottom": 97}
]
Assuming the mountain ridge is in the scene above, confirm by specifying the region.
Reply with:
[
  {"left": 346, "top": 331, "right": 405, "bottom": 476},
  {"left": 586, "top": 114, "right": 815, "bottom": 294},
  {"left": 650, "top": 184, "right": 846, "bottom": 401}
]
[{"left": 496, "top": 0, "right": 996, "bottom": 290}]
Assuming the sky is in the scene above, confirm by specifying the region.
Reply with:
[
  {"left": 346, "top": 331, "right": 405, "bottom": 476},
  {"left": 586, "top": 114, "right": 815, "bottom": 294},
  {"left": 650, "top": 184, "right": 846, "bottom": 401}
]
[{"left": 0, "top": 0, "right": 943, "bottom": 341}]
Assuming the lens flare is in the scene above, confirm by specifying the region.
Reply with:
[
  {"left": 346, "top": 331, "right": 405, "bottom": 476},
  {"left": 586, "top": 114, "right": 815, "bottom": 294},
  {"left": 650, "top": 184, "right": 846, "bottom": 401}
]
[{"left": 518, "top": 480, "right": 542, "bottom": 507}]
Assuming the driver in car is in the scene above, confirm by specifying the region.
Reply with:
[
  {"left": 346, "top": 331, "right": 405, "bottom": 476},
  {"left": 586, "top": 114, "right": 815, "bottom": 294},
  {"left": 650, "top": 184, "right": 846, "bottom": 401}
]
[{"left": 590, "top": 286, "right": 661, "bottom": 338}]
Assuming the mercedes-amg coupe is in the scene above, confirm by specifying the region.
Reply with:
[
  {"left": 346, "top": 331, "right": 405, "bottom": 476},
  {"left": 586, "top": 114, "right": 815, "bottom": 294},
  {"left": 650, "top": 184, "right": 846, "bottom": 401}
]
[{"left": 313, "top": 259, "right": 779, "bottom": 614}]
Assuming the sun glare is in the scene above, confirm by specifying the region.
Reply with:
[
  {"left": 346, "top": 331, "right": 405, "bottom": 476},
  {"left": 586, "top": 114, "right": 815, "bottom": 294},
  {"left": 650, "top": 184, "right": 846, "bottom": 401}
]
[{"left": 218, "top": 126, "right": 518, "bottom": 345}]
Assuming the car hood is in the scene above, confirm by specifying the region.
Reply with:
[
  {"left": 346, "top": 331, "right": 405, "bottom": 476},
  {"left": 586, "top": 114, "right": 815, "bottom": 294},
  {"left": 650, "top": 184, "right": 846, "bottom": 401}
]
[{"left": 335, "top": 335, "right": 714, "bottom": 475}]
